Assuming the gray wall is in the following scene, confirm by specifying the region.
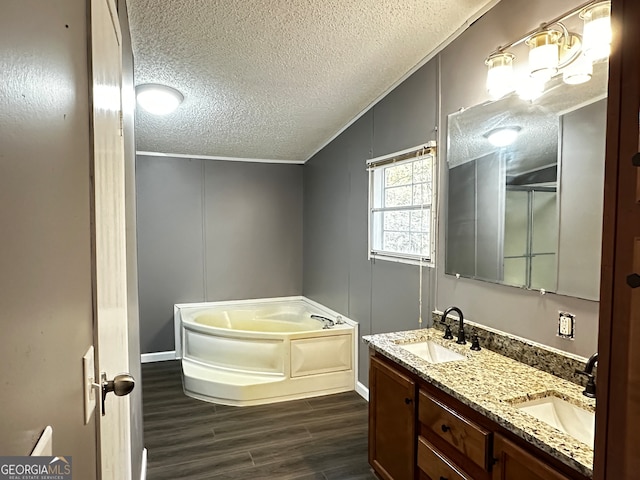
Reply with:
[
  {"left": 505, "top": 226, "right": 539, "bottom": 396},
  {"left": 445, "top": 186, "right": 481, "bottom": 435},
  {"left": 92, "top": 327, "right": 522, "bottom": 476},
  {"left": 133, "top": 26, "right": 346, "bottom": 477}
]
[
  {"left": 436, "top": 0, "right": 599, "bottom": 357},
  {"left": 304, "top": 0, "right": 601, "bottom": 387},
  {"left": 304, "top": 61, "right": 438, "bottom": 385},
  {"left": 446, "top": 161, "right": 477, "bottom": 277},
  {"left": 446, "top": 152, "right": 504, "bottom": 282},
  {"left": 0, "top": 1, "right": 97, "bottom": 478},
  {"left": 557, "top": 99, "right": 606, "bottom": 300},
  {"left": 135, "top": 0, "right": 601, "bottom": 382},
  {"left": 136, "top": 157, "right": 303, "bottom": 353},
  {"left": 119, "top": 0, "right": 144, "bottom": 477}
]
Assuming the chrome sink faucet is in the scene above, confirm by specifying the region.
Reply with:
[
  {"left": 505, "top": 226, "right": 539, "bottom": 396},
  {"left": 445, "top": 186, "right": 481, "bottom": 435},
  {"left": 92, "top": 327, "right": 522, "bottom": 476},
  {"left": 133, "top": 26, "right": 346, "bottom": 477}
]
[
  {"left": 440, "top": 306, "right": 466, "bottom": 345},
  {"left": 576, "top": 352, "right": 598, "bottom": 398}
]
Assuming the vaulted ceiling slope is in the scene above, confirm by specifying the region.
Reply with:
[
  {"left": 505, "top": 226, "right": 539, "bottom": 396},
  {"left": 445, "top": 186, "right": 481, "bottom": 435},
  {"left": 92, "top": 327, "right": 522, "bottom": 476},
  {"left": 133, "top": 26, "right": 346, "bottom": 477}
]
[{"left": 128, "top": 0, "right": 495, "bottom": 162}]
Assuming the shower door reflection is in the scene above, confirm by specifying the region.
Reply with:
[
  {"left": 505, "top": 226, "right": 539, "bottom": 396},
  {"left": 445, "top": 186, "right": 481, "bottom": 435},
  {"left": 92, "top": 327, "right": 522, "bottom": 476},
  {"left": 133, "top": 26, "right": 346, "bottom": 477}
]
[{"left": 503, "top": 188, "right": 557, "bottom": 290}]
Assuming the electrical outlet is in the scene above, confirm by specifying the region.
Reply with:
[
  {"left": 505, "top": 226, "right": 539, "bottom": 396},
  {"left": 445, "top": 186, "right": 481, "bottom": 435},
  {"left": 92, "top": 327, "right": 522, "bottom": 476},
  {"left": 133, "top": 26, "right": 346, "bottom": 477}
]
[{"left": 558, "top": 312, "right": 575, "bottom": 339}]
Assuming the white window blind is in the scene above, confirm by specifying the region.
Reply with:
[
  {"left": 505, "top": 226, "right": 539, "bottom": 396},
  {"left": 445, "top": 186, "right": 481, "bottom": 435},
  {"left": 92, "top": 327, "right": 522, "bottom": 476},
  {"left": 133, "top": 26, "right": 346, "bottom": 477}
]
[{"left": 368, "top": 143, "right": 437, "bottom": 265}]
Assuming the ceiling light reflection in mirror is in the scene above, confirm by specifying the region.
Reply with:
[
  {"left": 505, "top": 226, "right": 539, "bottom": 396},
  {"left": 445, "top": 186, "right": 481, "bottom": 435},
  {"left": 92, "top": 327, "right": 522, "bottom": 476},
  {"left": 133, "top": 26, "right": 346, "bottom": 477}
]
[{"left": 485, "top": 126, "right": 522, "bottom": 147}]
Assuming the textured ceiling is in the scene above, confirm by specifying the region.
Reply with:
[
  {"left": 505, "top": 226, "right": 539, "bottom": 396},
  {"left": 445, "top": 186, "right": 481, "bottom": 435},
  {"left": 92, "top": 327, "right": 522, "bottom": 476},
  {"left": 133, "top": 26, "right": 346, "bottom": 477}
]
[{"left": 128, "top": 0, "right": 495, "bottom": 162}]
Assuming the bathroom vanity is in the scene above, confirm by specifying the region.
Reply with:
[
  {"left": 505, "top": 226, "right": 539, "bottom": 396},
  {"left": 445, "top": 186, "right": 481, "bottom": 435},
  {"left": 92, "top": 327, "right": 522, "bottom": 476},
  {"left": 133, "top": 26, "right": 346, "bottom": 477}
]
[{"left": 364, "top": 329, "right": 594, "bottom": 480}]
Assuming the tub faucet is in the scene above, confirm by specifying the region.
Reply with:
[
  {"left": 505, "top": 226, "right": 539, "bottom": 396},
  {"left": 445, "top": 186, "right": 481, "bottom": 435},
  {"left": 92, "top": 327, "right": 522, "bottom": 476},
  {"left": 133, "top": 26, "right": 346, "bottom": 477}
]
[
  {"left": 311, "top": 314, "right": 334, "bottom": 328},
  {"left": 441, "top": 306, "right": 466, "bottom": 345},
  {"left": 575, "top": 352, "right": 598, "bottom": 398}
]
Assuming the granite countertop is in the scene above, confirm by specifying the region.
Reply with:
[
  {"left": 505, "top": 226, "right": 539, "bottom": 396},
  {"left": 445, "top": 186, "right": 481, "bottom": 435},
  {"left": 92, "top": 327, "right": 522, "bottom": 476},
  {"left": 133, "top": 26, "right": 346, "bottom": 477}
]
[{"left": 363, "top": 328, "right": 595, "bottom": 478}]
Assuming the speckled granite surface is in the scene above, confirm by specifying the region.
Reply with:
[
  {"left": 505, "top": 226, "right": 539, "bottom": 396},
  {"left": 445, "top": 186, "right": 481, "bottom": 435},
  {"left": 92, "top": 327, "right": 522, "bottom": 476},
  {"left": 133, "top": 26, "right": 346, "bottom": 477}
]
[
  {"left": 363, "top": 328, "right": 595, "bottom": 478},
  {"left": 431, "top": 312, "right": 595, "bottom": 386}
]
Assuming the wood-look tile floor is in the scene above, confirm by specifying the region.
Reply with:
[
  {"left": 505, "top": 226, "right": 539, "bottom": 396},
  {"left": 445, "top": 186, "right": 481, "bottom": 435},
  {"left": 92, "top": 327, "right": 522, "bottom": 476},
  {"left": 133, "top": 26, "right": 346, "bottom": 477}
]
[{"left": 142, "top": 361, "right": 377, "bottom": 480}]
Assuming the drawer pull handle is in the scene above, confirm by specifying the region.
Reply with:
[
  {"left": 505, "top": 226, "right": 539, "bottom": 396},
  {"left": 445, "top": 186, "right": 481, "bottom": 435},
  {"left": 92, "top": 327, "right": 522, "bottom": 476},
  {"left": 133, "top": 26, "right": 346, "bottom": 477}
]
[
  {"left": 441, "top": 424, "right": 451, "bottom": 432},
  {"left": 440, "top": 477, "right": 448, "bottom": 480},
  {"left": 404, "top": 397, "right": 412, "bottom": 405}
]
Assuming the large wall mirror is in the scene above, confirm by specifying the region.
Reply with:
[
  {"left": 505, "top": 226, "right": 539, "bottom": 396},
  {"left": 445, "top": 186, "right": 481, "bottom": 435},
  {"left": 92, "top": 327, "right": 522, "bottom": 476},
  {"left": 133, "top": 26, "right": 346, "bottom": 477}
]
[{"left": 445, "top": 61, "right": 608, "bottom": 301}]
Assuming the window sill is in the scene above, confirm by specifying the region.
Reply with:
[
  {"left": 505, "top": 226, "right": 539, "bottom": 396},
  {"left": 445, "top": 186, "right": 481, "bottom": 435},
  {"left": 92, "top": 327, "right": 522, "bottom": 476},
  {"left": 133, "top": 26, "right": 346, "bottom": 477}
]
[{"left": 369, "top": 253, "right": 435, "bottom": 268}]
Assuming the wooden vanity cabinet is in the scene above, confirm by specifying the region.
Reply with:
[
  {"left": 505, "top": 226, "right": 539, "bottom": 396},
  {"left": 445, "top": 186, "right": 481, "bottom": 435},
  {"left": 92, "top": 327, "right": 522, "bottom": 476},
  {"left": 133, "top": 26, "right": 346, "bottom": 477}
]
[
  {"left": 419, "top": 390, "right": 492, "bottom": 470},
  {"left": 492, "top": 434, "right": 571, "bottom": 480},
  {"left": 417, "top": 387, "right": 492, "bottom": 480},
  {"left": 417, "top": 436, "right": 473, "bottom": 480},
  {"left": 368, "top": 351, "right": 590, "bottom": 480},
  {"left": 369, "top": 354, "right": 416, "bottom": 480}
]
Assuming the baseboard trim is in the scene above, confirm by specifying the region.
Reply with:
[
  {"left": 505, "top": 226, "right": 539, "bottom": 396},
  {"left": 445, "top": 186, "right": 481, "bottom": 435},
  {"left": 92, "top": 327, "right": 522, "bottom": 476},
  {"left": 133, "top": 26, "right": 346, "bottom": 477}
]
[
  {"left": 356, "top": 381, "right": 369, "bottom": 402},
  {"left": 141, "top": 351, "right": 177, "bottom": 363},
  {"left": 140, "top": 448, "right": 147, "bottom": 480}
]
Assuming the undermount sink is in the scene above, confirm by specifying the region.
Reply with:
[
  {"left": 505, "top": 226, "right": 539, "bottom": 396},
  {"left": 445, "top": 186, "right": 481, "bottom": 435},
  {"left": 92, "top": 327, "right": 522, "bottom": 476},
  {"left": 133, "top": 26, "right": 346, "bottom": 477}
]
[
  {"left": 399, "top": 340, "right": 467, "bottom": 364},
  {"left": 513, "top": 394, "right": 595, "bottom": 447}
]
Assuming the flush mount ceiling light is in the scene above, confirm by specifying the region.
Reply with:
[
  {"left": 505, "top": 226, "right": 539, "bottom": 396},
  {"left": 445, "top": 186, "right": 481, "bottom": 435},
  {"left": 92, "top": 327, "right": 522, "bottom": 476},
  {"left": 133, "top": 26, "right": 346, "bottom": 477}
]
[
  {"left": 484, "top": 0, "right": 611, "bottom": 101},
  {"left": 136, "top": 84, "right": 184, "bottom": 115},
  {"left": 485, "top": 126, "right": 522, "bottom": 147}
]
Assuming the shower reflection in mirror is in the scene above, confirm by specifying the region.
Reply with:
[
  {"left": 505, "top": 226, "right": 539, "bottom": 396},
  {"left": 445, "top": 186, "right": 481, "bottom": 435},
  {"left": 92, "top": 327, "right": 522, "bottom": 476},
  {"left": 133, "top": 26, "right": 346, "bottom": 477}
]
[{"left": 445, "top": 77, "right": 607, "bottom": 301}]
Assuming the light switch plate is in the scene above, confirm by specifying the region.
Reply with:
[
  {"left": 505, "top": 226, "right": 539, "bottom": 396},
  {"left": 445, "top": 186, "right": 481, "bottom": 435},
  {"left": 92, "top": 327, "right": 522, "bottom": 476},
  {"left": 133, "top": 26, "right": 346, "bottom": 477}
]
[
  {"left": 558, "top": 312, "right": 575, "bottom": 339},
  {"left": 83, "top": 346, "right": 96, "bottom": 425}
]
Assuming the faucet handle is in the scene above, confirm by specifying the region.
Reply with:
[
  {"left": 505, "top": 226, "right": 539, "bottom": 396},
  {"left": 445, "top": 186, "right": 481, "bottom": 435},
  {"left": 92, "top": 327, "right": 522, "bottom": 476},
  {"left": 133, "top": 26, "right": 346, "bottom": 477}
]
[
  {"left": 442, "top": 324, "right": 453, "bottom": 340},
  {"left": 575, "top": 368, "right": 594, "bottom": 380},
  {"left": 440, "top": 314, "right": 454, "bottom": 339},
  {"left": 575, "top": 369, "right": 596, "bottom": 398},
  {"left": 470, "top": 334, "right": 481, "bottom": 351}
]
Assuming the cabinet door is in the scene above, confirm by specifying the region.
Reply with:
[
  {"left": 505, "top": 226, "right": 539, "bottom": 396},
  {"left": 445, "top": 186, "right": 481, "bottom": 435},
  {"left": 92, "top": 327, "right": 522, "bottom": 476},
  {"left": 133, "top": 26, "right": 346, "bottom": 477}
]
[
  {"left": 492, "top": 434, "right": 571, "bottom": 480},
  {"left": 369, "top": 355, "right": 416, "bottom": 480}
]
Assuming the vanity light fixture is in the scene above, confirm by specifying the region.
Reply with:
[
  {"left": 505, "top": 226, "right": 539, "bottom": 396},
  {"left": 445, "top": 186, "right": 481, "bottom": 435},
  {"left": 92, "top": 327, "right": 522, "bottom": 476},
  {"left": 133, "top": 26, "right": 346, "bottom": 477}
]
[
  {"left": 484, "top": 0, "right": 611, "bottom": 100},
  {"left": 580, "top": 1, "right": 612, "bottom": 62},
  {"left": 526, "top": 30, "right": 561, "bottom": 81},
  {"left": 516, "top": 76, "right": 546, "bottom": 101},
  {"left": 562, "top": 51, "right": 593, "bottom": 84},
  {"left": 136, "top": 84, "right": 184, "bottom": 115},
  {"left": 485, "top": 52, "right": 515, "bottom": 100},
  {"left": 485, "top": 126, "right": 522, "bottom": 147}
]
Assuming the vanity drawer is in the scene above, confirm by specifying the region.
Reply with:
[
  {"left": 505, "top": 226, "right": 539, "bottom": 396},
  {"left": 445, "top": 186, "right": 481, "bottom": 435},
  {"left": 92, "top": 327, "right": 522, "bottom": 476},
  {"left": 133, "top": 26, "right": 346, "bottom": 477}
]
[
  {"left": 419, "top": 390, "right": 491, "bottom": 470},
  {"left": 418, "top": 436, "right": 472, "bottom": 480}
]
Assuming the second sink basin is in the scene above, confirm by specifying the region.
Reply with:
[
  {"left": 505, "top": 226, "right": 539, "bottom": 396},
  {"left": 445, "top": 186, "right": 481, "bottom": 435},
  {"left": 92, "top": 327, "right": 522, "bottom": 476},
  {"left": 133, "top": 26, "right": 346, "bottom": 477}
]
[
  {"left": 513, "top": 394, "right": 595, "bottom": 447},
  {"left": 400, "top": 340, "right": 467, "bottom": 364}
]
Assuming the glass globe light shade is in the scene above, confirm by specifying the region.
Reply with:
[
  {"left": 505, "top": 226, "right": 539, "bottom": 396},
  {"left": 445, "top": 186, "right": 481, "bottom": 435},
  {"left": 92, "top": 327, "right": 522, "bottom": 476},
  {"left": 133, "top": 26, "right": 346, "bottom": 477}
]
[
  {"left": 136, "top": 84, "right": 184, "bottom": 115},
  {"left": 581, "top": 1, "right": 612, "bottom": 62},
  {"left": 526, "top": 31, "right": 561, "bottom": 81},
  {"left": 486, "top": 52, "right": 516, "bottom": 100}
]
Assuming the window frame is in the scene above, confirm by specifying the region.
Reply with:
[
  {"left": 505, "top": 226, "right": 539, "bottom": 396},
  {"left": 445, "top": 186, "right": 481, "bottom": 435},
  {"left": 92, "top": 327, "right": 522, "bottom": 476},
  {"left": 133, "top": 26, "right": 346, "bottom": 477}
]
[{"left": 367, "top": 143, "right": 437, "bottom": 266}]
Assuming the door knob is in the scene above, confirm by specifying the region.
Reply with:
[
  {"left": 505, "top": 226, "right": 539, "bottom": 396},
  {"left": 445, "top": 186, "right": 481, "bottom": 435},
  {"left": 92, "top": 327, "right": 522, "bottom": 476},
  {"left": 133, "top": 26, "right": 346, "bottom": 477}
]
[
  {"left": 627, "top": 273, "right": 640, "bottom": 288},
  {"left": 101, "top": 372, "right": 135, "bottom": 416}
]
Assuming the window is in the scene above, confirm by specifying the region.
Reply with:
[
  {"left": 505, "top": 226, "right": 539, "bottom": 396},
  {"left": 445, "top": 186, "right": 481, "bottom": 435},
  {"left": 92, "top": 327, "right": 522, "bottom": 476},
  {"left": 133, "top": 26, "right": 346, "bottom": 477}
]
[{"left": 368, "top": 144, "right": 437, "bottom": 265}]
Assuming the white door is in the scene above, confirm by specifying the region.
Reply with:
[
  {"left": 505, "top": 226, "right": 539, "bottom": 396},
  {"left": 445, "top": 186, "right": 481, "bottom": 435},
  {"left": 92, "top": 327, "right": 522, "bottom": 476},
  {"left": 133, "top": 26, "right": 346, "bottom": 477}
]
[{"left": 91, "top": 0, "right": 133, "bottom": 478}]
